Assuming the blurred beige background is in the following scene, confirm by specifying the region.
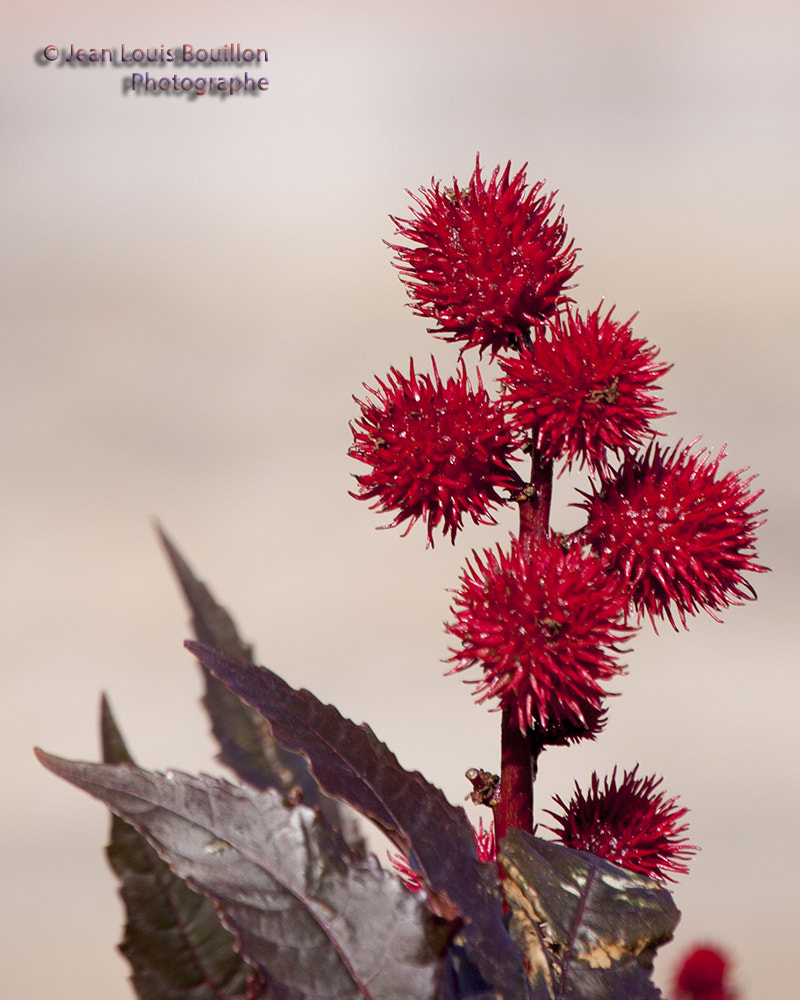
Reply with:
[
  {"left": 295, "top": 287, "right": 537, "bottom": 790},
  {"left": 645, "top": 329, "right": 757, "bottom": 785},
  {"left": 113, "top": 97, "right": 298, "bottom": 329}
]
[{"left": 3, "top": 1, "right": 798, "bottom": 997}]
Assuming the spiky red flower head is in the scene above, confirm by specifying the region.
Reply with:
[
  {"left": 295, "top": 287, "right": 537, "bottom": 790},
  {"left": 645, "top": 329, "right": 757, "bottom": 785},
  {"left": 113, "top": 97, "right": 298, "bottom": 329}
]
[
  {"left": 675, "top": 946, "right": 736, "bottom": 1000},
  {"left": 389, "top": 158, "right": 579, "bottom": 355},
  {"left": 387, "top": 852, "right": 423, "bottom": 893},
  {"left": 578, "top": 441, "right": 768, "bottom": 629},
  {"left": 500, "top": 305, "right": 672, "bottom": 472},
  {"left": 545, "top": 766, "right": 698, "bottom": 882},
  {"left": 446, "top": 536, "right": 633, "bottom": 734},
  {"left": 349, "top": 358, "right": 518, "bottom": 545},
  {"left": 472, "top": 817, "right": 496, "bottom": 863}
]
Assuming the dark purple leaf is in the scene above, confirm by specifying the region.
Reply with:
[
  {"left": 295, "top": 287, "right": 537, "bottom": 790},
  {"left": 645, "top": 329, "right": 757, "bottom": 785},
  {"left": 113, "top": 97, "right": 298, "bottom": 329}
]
[
  {"left": 500, "top": 829, "right": 680, "bottom": 1000},
  {"left": 157, "top": 525, "right": 361, "bottom": 847},
  {"left": 437, "top": 942, "right": 497, "bottom": 1000},
  {"left": 156, "top": 524, "right": 268, "bottom": 791},
  {"left": 36, "top": 750, "right": 442, "bottom": 1000},
  {"left": 101, "top": 695, "right": 254, "bottom": 1000},
  {"left": 184, "top": 642, "right": 529, "bottom": 1000}
]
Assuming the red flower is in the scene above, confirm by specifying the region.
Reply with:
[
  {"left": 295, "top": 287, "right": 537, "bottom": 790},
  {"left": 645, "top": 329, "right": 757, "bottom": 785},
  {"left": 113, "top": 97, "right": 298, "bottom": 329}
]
[
  {"left": 674, "top": 946, "right": 737, "bottom": 1000},
  {"left": 500, "top": 305, "right": 671, "bottom": 472},
  {"left": 447, "top": 536, "right": 633, "bottom": 734},
  {"left": 578, "top": 441, "right": 768, "bottom": 629},
  {"left": 389, "top": 158, "right": 579, "bottom": 355},
  {"left": 545, "top": 767, "right": 698, "bottom": 882},
  {"left": 349, "top": 358, "right": 518, "bottom": 545}
]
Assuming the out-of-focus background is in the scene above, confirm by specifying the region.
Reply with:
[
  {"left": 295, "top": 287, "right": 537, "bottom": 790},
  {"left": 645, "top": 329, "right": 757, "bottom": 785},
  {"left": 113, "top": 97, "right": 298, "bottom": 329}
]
[{"left": 4, "top": 2, "right": 798, "bottom": 997}]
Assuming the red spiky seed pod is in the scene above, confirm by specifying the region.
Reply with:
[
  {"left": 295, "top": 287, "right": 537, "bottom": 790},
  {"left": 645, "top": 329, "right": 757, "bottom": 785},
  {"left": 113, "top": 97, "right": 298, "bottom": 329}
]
[
  {"left": 500, "top": 305, "right": 672, "bottom": 472},
  {"left": 349, "top": 358, "right": 518, "bottom": 545},
  {"left": 387, "top": 852, "right": 423, "bottom": 893},
  {"left": 578, "top": 441, "right": 768, "bottom": 629},
  {"left": 674, "top": 946, "right": 737, "bottom": 1000},
  {"left": 389, "top": 158, "right": 579, "bottom": 355},
  {"left": 472, "top": 817, "right": 496, "bottom": 863},
  {"left": 446, "top": 536, "right": 634, "bottom": 734},
  {"left": 545, "top": 766, "right": 698, "bottom": 882}
]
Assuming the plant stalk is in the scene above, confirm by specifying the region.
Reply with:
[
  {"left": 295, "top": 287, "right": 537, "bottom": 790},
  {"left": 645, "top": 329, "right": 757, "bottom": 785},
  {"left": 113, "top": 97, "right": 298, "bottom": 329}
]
[{"left": 493, "top": 448, "right": 553, "bottom": 850}]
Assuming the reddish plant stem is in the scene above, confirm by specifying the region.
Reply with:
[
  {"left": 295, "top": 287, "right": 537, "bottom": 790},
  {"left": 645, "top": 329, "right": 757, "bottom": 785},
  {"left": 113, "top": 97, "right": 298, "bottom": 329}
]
[
  {"left": 493, "top": 447, "right": 553, "bottom": 850},
  {"left": 519, "top": 448, "right": 553, "bottom": 553},
  {"left": 495, "top": 707, "right": 533, "bottom": 844}
]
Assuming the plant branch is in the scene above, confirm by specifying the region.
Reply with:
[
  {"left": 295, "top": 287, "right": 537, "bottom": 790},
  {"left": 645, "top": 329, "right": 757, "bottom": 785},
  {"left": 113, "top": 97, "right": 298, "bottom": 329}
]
[
  {"left": 494, "top": 447, "right": 553, "bottom": 851},
  {"left": 519, "top": 448, "right": 553, "bottom": 551}
]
